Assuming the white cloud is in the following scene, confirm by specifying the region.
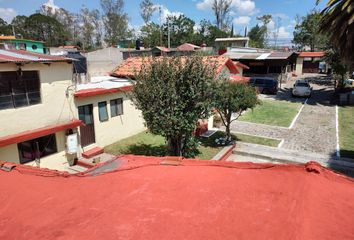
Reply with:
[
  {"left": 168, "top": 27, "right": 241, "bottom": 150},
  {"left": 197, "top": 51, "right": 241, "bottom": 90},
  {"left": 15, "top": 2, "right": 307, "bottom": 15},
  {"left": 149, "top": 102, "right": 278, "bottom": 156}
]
[
  {"left": 233, "top": 16, "right": 251, "bottom": 25},
  {"left": 277, "top": 27, "right": 291, "bottom": 38},
  {"left": 42, "top": 0, "right": 60, "bottom": 12},
  {"left": 0, "top": 8, "right": 17, "bottom": 23},
  {"left": 197, "top": 0, "right": 257, "bottom": 16},
  {"left": 153, "top": 4, "right": 182, "bottom": 23}
]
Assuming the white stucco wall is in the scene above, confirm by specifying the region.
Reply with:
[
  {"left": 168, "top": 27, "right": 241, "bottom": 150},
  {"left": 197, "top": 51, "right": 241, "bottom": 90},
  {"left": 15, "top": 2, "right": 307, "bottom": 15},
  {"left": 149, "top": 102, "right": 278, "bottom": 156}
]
[
  {"left": 296, "top": 57, "right": 304, "bottom": 76},
  {"left": 0, "top": 62, "right": 76, "bottom": 137},
  {"left": 75, "top": 91, "right": 146, "bottom": 148},
  {"left": 0, "top": 62, "right": 77, "bottom": 166}
]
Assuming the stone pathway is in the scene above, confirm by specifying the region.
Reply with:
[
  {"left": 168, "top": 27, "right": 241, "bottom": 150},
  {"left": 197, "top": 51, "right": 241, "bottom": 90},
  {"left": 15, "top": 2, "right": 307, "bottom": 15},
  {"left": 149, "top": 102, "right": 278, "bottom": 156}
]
[{"left": 229, "top": 75, "right": 337, "bottom": 157}]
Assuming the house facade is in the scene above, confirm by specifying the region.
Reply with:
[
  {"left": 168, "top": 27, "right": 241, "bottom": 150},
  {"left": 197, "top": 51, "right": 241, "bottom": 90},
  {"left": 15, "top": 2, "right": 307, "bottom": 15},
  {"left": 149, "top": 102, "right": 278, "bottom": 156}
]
[
  {"left": 0, "top": 50, "right": 80, "bottom": 171},
  {"left": 0, "top": 36, "right": 46, "bottom": 54},
  {"left": 295, "top": 52, "right": 325, "bottom": 75},
  {"left": 74, "top": 76, "right": 146, "bottom": 148}
]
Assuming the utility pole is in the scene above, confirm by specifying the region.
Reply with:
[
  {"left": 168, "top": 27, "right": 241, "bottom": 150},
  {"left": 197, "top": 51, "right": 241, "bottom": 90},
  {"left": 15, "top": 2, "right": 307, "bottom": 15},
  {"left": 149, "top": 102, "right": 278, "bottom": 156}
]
[
  {"left": 159, "top": 6, "right": 162, "bottom": 46},
  {"left": 167, "top": 18, "right": 171, "bottom": 49}
]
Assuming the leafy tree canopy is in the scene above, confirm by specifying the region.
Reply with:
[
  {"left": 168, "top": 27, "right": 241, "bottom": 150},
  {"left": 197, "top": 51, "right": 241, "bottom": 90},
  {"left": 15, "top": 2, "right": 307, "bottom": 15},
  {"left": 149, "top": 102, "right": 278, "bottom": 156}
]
[
  {"left": 248, "top": 24, "right": 267, "bottom": 48},
  {"left": 133, "top": 56, "right": 216, "bottom": 157},
  {"left": 293, "top": 11, "right": 328, "bottom": 51},
  {"left": 214, "top": 80, "right": 259, "bottom": 140}
]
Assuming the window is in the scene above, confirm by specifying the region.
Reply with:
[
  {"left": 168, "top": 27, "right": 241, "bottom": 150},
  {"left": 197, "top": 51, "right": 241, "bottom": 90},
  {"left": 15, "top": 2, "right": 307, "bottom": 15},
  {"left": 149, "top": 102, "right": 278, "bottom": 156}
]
[
  {"left": 0, "top": 71, "right": 41, "bottom": 110},
  {"left": 32, "top": 45, "right": 38, "bottom": 50},
  {"left": 18, "top": 134, "right": 57, "bottom": 164},
  {"left": 98, "top": 101, "right": 108, "bottom": 122},
  {"left": 110, "top": 98, "right": 123, "bottom": 117}
]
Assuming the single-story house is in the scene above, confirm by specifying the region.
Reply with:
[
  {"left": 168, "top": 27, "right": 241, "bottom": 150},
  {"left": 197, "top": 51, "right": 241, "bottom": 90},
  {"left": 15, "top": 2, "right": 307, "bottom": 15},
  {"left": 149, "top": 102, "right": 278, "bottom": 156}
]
[
  {"left": 295, "top": 52, "right": 325, "bottom": 75},
  {"left": 223, "top": 47, "right": 298, "bottom": 82},
  {"left": 74, "top": 76, "right": 146, "bottom": 149}
]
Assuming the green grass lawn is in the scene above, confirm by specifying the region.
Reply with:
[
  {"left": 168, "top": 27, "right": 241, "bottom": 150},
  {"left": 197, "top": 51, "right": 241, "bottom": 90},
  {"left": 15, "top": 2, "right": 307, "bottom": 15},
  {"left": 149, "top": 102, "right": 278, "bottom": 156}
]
[
  {"left": 238, "top": 100, "right": 302, "bottom": 127},
  {"left": 105, "top": 130, "right": 280, "bottom": 160},
  {"left": 339, "top": 106, "right": 354, "bottom": 159}
]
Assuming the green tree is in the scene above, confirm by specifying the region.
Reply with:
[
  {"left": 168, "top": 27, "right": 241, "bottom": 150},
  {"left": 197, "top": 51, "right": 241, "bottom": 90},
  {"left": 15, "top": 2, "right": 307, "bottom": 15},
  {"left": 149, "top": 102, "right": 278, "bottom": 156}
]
[
  {"left": 212, "top": 0, "right": 232, "bottom": 30},
  {"left": 214, "top": 80, "right": 259, "bottom": 141},
  {"left": 163, "top": 15, "right": 195, "bottom": 47},
  {"left": 24, "top": 13, "right": 69, "bottom": 46},
  {"left": 317, "top": 0, "right": 354, "bottom": 66},
  {"left": 248, "top": 24, "right": 267, "bottom": 48},
  {"left": 324, "top": 47, "right": 348, "bottom": 89},
  {"left": 140, "top": 22, "right": 161, "bottom": 47},
  {"left": 0, "top": 18, "right": 12, "bottom": 35},
  {"left": 293, "top": 11, "right": 327, "bottom": 51},
  {"left": 10, "top": 16, "right": 28, "bottom": 37},
  {"left": 256, "top": 14, "right": 272, "bottom": 47},
  {"left": 140, "top": 0, "right": 156, "bottom": 24},
  {"left": 101, "top": 0, "right": 130, "bottom": 46},
  {"left": 133, "top": 56, "right": 216, "bottom": 157},
  {"left": 194, "top": 19, "right": 229, "bottom": 46}
]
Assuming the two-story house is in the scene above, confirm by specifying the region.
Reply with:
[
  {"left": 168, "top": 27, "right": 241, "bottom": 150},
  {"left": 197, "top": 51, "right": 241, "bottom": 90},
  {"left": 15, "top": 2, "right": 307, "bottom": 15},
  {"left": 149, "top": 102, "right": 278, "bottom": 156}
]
[{"left": 0, "top": 49, "right": 81, "bottom": 171}]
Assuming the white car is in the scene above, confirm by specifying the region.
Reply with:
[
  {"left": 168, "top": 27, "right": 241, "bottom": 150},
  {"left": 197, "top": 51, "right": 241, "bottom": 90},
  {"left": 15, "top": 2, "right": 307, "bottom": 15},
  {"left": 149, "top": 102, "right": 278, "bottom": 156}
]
[{"left": 292, "top": 80, "right": 312, "bottom": 97}]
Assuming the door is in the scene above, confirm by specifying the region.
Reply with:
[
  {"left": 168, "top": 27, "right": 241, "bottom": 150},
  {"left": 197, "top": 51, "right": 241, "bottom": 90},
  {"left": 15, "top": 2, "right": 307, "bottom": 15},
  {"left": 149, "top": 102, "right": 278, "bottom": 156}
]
[{"left": 78, "top": 104, "right": 95, "bottom": 147}]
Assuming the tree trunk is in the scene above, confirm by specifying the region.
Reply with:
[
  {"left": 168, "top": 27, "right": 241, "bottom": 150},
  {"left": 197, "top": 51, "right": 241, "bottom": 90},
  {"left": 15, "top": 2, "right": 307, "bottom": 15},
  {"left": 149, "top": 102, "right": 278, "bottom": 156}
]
[
  {"left": 167, "top": 136, "right": 183, "bottom": 156},
  {"left": 225, "top": 114, "right": 232, "bottom": 142}
]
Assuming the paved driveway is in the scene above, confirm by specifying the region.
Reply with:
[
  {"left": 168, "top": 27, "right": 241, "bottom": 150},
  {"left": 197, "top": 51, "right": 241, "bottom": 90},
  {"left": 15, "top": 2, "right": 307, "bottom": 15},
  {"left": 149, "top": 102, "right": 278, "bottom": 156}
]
[{"left": 230, "top": 75, "right": 337, "bottom": 157}]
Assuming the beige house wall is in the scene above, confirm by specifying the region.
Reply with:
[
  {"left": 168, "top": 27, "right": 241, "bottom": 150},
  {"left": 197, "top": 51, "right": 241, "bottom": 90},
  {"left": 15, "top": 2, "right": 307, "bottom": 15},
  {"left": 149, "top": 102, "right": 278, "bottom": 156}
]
[
  {"left": 0, "top": 130, "right": 74, "bottom": 171},
  {"left": 296, "top": 57, "right": 304, "bottom": 76},
  {"left": 0, "top": 62, "right": 78, "bottom": 166},
  {"left": 75, "top": 91, "right": 146, "bottom": 148},
  {"left": 0, "top": 62, "right": 76, "bottom": 137}
]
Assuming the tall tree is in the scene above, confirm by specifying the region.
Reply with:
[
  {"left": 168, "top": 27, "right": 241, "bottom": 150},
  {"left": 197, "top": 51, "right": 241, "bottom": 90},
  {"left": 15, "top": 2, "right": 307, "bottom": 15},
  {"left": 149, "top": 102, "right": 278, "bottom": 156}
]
[
  {"left": 248, "top": 24, "right": 267, "bottom": 48},
  {"left": 140, "top": 23, "right": 162, "bottom": 47},
  {"left": 317, "top": 0, "right": 354, "bottom": 65},
  {"left": 24, "top": 13, "right": 68, "bottom": 46},
  {"left": 163, "top": 15, "right": 195, "bottom": 47},
  {"left": 11, "top": 16, "right": 28, "bottom": 37},
  {"left": 140, "top": 0, "right": 155, "bottom": 24},
  {"left": 133, "top": 56, "right": 216, "bottom": 157},
  {"left": 212, "top": 0, "right": 232, "bottom": 30},
  {"left": 214, "top": 80, "right": 258, "bottom": 141},
  {"left": 256, "top": 14, "right": 272, "bottom": 46},
  {"left": 0, "top": 18, "right": 12, "bottom": 35},
  {"left": 292, "top": 11, "right": 327, "bottom": 51},
  {"left": 194, "top": 19, "right": 229, "bottom": 46},
  {"left": 80, "top": 7, "right": 99, "bottom": 50},
  {"left": 101, "top": 0, "right": 130, "bottom": 46}
]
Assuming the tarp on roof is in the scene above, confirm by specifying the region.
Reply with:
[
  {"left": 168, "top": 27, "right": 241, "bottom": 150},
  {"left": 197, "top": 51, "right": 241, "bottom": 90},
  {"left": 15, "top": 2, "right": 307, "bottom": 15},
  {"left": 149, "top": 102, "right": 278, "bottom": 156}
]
[{"left": 0, "top": 155, "right": 353, "bottom": 240}]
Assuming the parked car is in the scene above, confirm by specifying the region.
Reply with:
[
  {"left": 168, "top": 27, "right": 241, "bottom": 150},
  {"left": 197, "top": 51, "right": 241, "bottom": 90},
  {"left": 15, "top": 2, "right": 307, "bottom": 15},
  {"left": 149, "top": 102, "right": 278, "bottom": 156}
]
[
  {"left": 292, "top": 80, "right": 312, "bottom": 97},
  {"left": 249, "top": 77, "right": 278, "bottom": 95}
]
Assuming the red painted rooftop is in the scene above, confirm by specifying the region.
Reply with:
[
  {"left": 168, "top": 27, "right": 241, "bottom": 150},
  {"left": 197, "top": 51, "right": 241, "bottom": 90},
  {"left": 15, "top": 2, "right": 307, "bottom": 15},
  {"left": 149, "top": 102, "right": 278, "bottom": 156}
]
[
  {"left": 0, "top": 155, "right": 353, "bottom": 239},
  {"left": 299, "top": 51, "right": 325, "bottom": 58},
  {"left": 110, "top": 56, "right": 247, "bottom": 79}
]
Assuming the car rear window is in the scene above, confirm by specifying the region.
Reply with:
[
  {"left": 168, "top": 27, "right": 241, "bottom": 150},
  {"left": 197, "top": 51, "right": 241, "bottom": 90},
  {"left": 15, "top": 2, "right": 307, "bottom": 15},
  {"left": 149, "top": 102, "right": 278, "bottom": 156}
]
[
  {"left": 296, "top": 82, "right": 309, "bottom": 87},
  {"left": 255, "top": 79, "right": 265, "bottom": 84}
]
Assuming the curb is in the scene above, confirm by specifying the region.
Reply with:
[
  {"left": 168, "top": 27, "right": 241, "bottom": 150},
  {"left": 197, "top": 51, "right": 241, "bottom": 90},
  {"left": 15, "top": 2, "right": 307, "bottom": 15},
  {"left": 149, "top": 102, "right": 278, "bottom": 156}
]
[{"left": 212, "top": 144, "right": 236, "bottom": 161}]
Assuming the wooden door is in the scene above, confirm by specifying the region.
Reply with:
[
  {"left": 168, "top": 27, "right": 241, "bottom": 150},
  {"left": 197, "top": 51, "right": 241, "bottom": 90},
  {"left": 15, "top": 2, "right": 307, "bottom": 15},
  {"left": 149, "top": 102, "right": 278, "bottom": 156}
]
[{"left": 78, "top": 104, "right": 95, "bottom": 147}]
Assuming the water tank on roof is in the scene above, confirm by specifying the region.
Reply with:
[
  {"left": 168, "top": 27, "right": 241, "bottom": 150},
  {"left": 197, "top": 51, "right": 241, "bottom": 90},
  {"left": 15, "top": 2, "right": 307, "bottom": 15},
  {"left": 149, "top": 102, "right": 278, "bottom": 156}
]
[{"left": 66, "top": 51, "right": 87, "bottom": 74}]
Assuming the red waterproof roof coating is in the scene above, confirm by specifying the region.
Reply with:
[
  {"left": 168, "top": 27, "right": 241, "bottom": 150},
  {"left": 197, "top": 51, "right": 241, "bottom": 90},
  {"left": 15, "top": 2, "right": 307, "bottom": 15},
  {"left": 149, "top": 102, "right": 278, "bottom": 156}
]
[
  {"left": 74, "top": 86, "right": 133, "bottom": 98},
  {"left": 0, "top": 155, "right": 353, "bottom": 239}
]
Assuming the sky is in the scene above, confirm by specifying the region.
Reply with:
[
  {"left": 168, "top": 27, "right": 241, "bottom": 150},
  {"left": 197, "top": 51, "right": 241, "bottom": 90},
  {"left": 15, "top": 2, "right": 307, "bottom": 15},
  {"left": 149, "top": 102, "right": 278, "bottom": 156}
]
[{"left": 0, "top": 0, "right": 327, "bottom": 44}]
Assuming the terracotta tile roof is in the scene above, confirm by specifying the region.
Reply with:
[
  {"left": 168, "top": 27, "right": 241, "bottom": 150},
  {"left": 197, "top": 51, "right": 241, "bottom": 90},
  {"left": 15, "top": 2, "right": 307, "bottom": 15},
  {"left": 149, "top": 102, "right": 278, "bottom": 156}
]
[
  {"left": 0, "top": 49, "right": 73, "bottom": 63},
  {"left": 0, "top": 156, "right": 353, "bottom": 239},
  {"left": 110, "top": 56, "right": 240, "bottom": 79},
  {"left": 299, "top": 52, "right": 325, "bottom": 58}
]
